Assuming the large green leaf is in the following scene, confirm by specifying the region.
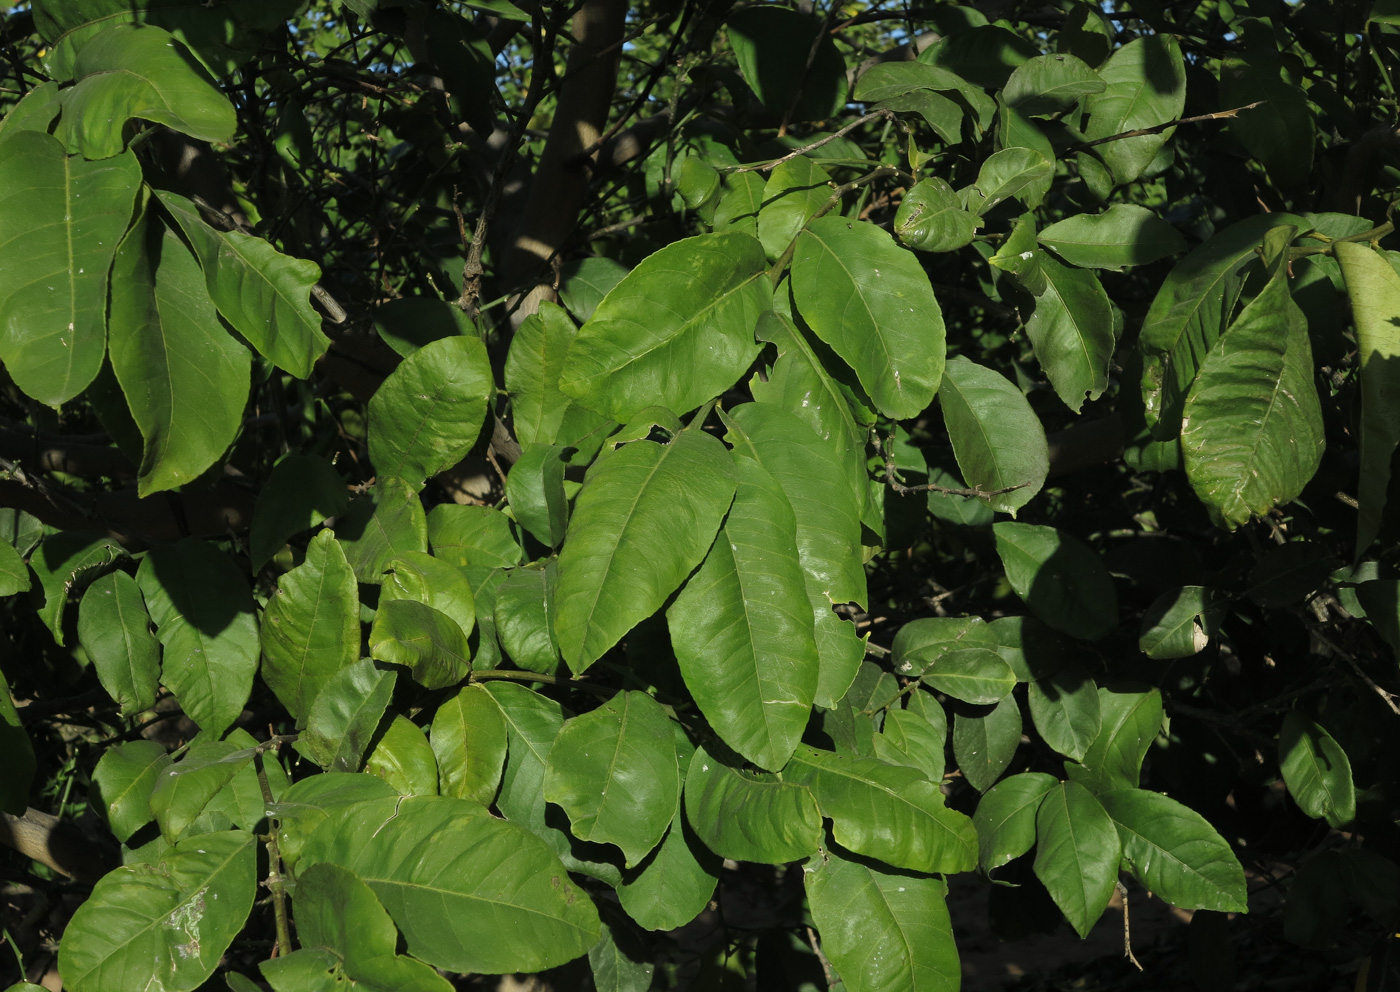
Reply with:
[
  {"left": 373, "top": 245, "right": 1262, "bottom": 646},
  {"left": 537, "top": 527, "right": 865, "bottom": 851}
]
[
  {"left": 684, "top": 745, "right": 821, "bottom": 864},
  {"left": 1334, "top": 242, "right": 1400, "bottom": 555},
  {"left": 1033, "top": 781, "right": 1121, "bottom": 937},
  {"left": 792, "top": 217, "right": 946, "bottom": 419},
  {"left": 805, "top": 845, "right": 960, "bottom": 992},
  {"left": 426, "top": 503, "right": 522, "bottom": 569},
  {"left": 153, "top": 190, "right": 328, "bottom": 378},
  {"left": 368, "top": 335, "right": 494, "bottom": 491},
  {"left": 893, "top": 177, "right": 978, "bottom": 253},
  {"left": 1025, "top": 254, "right": 1114, "bottom": 413},
  {"left": 555, "top": 427, "right": 736, "bottom": 673},
  {"left": 30, "top": 532, "right": 125, "bottom": 644},
  {"left": 263, "top": 862, "right": 452, "bottom": 992},
  {"left": 260, "top": 529, "right": 358, "bottom": 723},
  {"left": 1278, "top": 712, "right": 1355, "bottom": 828},
  {"left": 668, "top": 455, "right": 818, "bottom": 771},
  {"left": 1002, "top": 53, "right": 1104, "bottom": 116},
  {"left": 506, "top": 302, "right": 614, "bottom": 452},
  {"left": 1039, "top": 204, "right": 1186, "bottom": 269},
  {"left": 0, "top": 132, "right": 139, "bottom": 406},
  {"left": 430, "top": 683, "right": 506, "bottom": 805},
  {"left": 993, "top": 522, "right": 1117, "bottom": 640},
  {"left": 1099, "top": 789, "right": 1247, "bottom": 912},
  {"left": 91, "top": 739, "right": 171, "bottom": 843},
  {"left": 494, "top": 561, "right": 562, "bottom": 673},
  {"left": 922, "top": 647, "right": 1017, "bottom": 705},
  {"left": 149, "top": 738, "right": 254, "bottom": 842},
  {"left": 58, "top": 25, "right": 235, "bottom": 159},
  {"left": 137, "top": 539, "right": 258, "bottom": 737},
  {"left": 972, "top": 771, "right": 1057, "bottom": 870},
  {"left": 559, "top": 232, "right": 769, "bottom": 422},
  {"left": 1069, "top": 684, "right": 1162, "bottom": 793},
  {"left": 505, "top": 443, "right": 570, "bottom": 547},
  {"left": 0, "top": 539, "right": 29, "bottom": 597},
  {"left": 369, "top": 599, "right": 470, "bottom": 691},
  {"left": 1081, "top": 35, "right": 1186, "bottom": 186},
  {"left": 785, "top": 745, "right": 977, "bottom": 873},
  {"left": 616, "top": 807, "right": 721, "bottom": 932},
  {"left": 58, "top": 830, "right": 256, "bottom": 992},
  {"left": 297, "top": 659, "right": 398, "bottom": 773},
  {"left": 939, "top": 357, "right": 1048, "bottom": 515},
  {"left": 109, "top": 209, "right": 250, "bottom": 496},
  {"left": 380, "top": 551, "right": 475, "bottom": 641},
  {"left": 1180, "top": 229, "right": 1324, "bottom": 528},
  {"left": 967, "top": 146, "right": 1054, "bottom": 215},
  {"left": 77, "top": 570, "right": 160, "bottom": 716},
  {"left": 871, "top": 705, "right": 947, "bottom": 784},
  {"left": 300, "top": 796, "right": 600, "bottom": 974},
  {"left": 544, "top": 690, "right": 679, "bottom": 867}
]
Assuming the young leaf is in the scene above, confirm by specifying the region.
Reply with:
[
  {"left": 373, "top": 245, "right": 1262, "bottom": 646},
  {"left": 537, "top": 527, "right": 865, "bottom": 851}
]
[
  {"left": 1278, "top": 712, "right": 1355, "bottom": 828},
  {"left": 430, "top": 683, "right": 506, "bottom": 805},
  {"left": 993, "top": 522, "right": 1118, "bottom": 640},
  {"left": 1033, "top": 781, "right": 1122, "bottom": 937},
  {"left": 940, "top": 357, "right": 1048, "bottom": 515},
  {"left": 77, "top": 571, "right": 160, "bottom": 716},
  {"left": 684, "top": 745, "right": 821, "bottom": 864},
  {"left": 365, "top": 714, "right": 439, "bottom": 797},
  {"left": 972, "top": 771, "right": 1058, "bottom": 870}
]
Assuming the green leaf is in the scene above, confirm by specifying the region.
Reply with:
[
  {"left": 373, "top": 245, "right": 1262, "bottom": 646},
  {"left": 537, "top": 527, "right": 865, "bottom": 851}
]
[
  {"left": 1098, "top": 789, "right": 1247, "bottom": 912},
  {"left": 269, "top": 773, "right": 400, "bottom": 875},
  {"left": 1026, "top": 256, "right": 1114, "bottom": 412},
  {"left": 891, "top": 616, "right": 993, "bottom": 674},
  {"left": 430, "top": 683, "right": 506, "bottom": 804},
  {"left": 1027, "top": 662, "right": 1101, "bottom": 761},
  {"left": 1002, "top": 53, "right": 1104, "bottom": 117},
  {"left": 249, "top": 454, "right": 349, "bottom": 572},
  {"left": 30, "top": 532, "right": 125, "bottom": 644},
  {"left": 337, "top": 477, "right": 429, "bottom": 583},
  {"left": 266, "top": 862, "right": 452, "bottom": 992},
  {"left": 1033, "top": 781, "right": 1121, "bottom": 937},
  {"left": 921, "top": 23, "right": 1038, "bottom": 90},
  {"left": 506, "top": 302, "right": 614, "bottom": 452},
  {"left": 1140, "top": 212, "right": 1304, "bottom": 438},
  {"left": 300, "top": 796, "right": 600, "bottom": 974},
  {"left": 544, "top": 690, "right": 679, "bottom": 867},
  {"left": 1082, "top": 35, "right": 1186, "bottom": 186},
  {"left": 153, "top": 190, "right": 329, "bottom": 378},
  {"left": 684, "top": 745, "right": 821, "bottom": 864},
  {"left": 1038, "top": 204, "right": 1186, "bottom": 269},
  {"left": 368, "top": 335, "right": 494, "bottom": 491},
  {"left": 973, "top": 771, "right": 1057, "bottom": 870},
  {"left": 968, "top": 147, "right": 1054, "bottom": 215},
  {"left": 555, "top": 427, "right": 736, "bottom": 673},
  {"left": 855, "top": 59, "right": 996, "bottom": 131},
  {"left": 1070, "top": 684, "right": 1163, "bottom": 793},
  {"left": 0, "top": 539, "right": 29, "bottom": 597},
  {"left": 109, "top": 208, "right": 251, "bottom": 496},
  {"left": 1139, "top": 586, "right": 1227, "bottom": 659},
  {"left": 805, "top": 845, "right": 960, "bottom": 992},
  {"left": 494, "top": 561, "right": 562, "bottom": 673},
  {"left": 77, "top": 571, "right": 160, "bottom": 716},
  {"left": 558, "top": 257, "right": 630, "bottom": 323},
  {"left": 0, "top": 132, "right": 140, "bottom": 406},
  {"left": 372, "top": 295, "right": 475, "bottom": 358},
  {"left": 369, "top": 599, "right": 470, "bottom": 691},
  {"left": 668, "top": 455, "right": 818, "bottom": 771},
  {"left": 940, "top": 357, "right": 1049, "bottom": 515},
  {"left": 792, "top": 217, "right": 946, "bottom": 420},
  {"left": 589, "top": 905, "right": 656, "bottom": 992},
  {"left": 1278, "top": 712, "right": 1355, "bottom": 828},
  {"left": 297, "top": 659, "right": 397, "bottom": 773},
  {"left": 58, "top": 25, "right": 235, "bottom": 159},
  {"left": 993, "top": 522, "right": 1118, "bottom": 640},
  {"left": 785, "top": 745, "right": 977, "bottom": 873},
  {"left": 711, "top": 171, "right": 765, "bottom": 238},
  {"left": 871, "top": 707, "right": 947, "bottom": 784},
  {"left": 58, "top": 830, "right": 256, "bottom": 992},
  {"left": 923, "top": 647, "right": 1017, "bottom": 705},
  {"left": 365, "top": 714, "right": 439, "bottom": 797},
  {"left": 427, "top": 503, "right": 522, "bottom": 569},
  {"left": 617, "top": 806, "right": 721, "bottom": 932},
  {"left": 381, "top": 550, "right": 475, "bottom": 640},
  {"left": 260, "top": 529, "right": 358, "bottom": 723},
  {"left": 559, "top": 232, "right": 769, "bottom": 422},
  {"left": 1181, "top": 230, "right": 1324, "bottom": 528},
  {"left": 727, "top": 7, "right": 848, "bottom": 122},
  {"left": 91, "top": 739, "right": 171, "bottom": 843},
  {"left": 1334, "top": 242, "right": 1400, "bottom": 555},
  {"left": 204, "top": 728, "right": 288, "bottom": 835},
  {"left": 149, "top": 738, "right": 255, "bottom": 843},
  {"left": 894, "top": 177, "right": 978, "bottom": 253},
  {"left": 1219, "top": 52, "right": 1315, "bottom": 187},
  {"left": 0, "top": 668, "right": 32, "bottom": 815},
  {"left": 0, "top": 80, "right": 63, "bottom": 140},
  {"left": 757, "top": 157, "right": 833, "bottom": 261},
  {"left": 506, "top": 443, "right": 569, "bottom": 547},
  {"left": 137, "top": 539, "right": 258, "bottom": 737},
  {"left": 951, "top": 695, "right": 1021, "bottom": 792}
]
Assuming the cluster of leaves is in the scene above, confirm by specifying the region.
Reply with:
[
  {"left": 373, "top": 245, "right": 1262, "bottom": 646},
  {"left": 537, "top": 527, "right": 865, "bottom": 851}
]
[{"left": 1, "top": 0, "right": 1400, "bottom": 990}]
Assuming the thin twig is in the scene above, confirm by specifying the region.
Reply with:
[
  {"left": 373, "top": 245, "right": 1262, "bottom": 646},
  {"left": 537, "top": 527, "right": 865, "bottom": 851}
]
[
  {"left": 726, "top": 109, "right": 906, "bottom": 174},
  {"left": 1311, "top": 630, "right": 1400, "bottom": 715},
  {"left": 468, "top": 668, "right": 616, "bottom": 696},
  {"left": 1068, "top": 101, "right": 1266, "bottom": 153},
  {"left": 254, "top": 750, "right": 292, "bottom": 959},
  {"left": 875, "top": 432, "right": 1026, "bottom": 499},
  {"left": 1118, "top": 881, "right": 1143, "bottom": 972},
  {"left": 806, "top": 924, "right": 836, "bottom": 987}
]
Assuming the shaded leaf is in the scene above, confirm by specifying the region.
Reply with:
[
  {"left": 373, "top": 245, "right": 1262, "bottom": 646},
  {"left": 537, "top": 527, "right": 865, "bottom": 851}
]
[
  {"left": 1070, "top": 684, "right": 1162, "bottom": 793},
  {"left": 1279, "top": 712, "right": 1354, "bottom": 828},
  {"left": 1002, "top": 53, "right": 1104, "bottom": 116},
  {"left": 249, "top": 454, "right": 349, "bottom": 572},
  {"left": 337, "top": 477, "right": 429, "bottom": 583},
  {"left": 940, "top": 357, "right": 1048, "bottom": 515},
  {"left": 77, "top": 571, "right": 160, "bottom": 716},
  {"left": 993, "top": 522, "right": 1118, "bottom": 640},
  {"left": 1082, "top": 35, "right": 1186, "bottom": 186},
  {"left": 684, "top": 745, "right": 821, "bottom": 864},
  {"left": 1027, "top": 662, "right": 1101, "bottom": 761},
  {"left": 952, "top": 696, "right": 1021, "bottom": 792},
  {"left": 727, "top": 7, "right": 848, "bottom": 122},
  {"left": 973, "top": 772, "right": 1057, "bottom": 870},
  {"left": 1139, "top": 586, "right": 1227, "bottom": 659},
  {"left": 91, "top": 740, "right": 171, "bottom": 843}
]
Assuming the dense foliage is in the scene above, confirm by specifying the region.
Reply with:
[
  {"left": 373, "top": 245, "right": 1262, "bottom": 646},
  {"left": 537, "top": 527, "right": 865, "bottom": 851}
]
[{"left": 1, "top": 0, "right": 1399, "bottom": 989}]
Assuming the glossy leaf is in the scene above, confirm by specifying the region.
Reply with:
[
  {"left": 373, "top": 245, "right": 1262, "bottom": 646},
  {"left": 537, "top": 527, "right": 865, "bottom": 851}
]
[
  {"left": 297, "top": 659, "right": 397, "bottom": 773},
  {"left": 506, "top": 302, "right": 614, "bottom": 451},
  {"left": 369, "top": 599, "right": 470, "bottom": 691},
  {"left": 1099, "top": 788, "right": 1247, "bottom": 912},
  {"left": 891, "top": 616, "right": 993, "bottom": 675},
  {"left": 77, "top": 570, "right": 160, "bottom": 716},
  {"left": 506, "top": 443, "right": 569, "bottom": 547},
  {"left": 786, "top": 745, "right": 977, "bottom": 873},
  {"left": 91, "top": 739, "right": 171, "bottom": 843},
  {"left": 545, "top": 690, "right": 678, "bottom": 866},
  {"left": 1279, "top": 712, "right": 1354, "bottom": 828},
  {"left": 792, "top": 217, "right": 946, "bottom": 420},
  {"left": 1039, "top": 204, "right": 1186, "bottom": 269},
  {"left": 758, "top": 156, "right": 833, "bottom": 261},
  {"left": 494, "top": 562, "right": 561, "bottom": 673},
  {"left": 968, "top": 147, "right": 1054, "bottom": 215},
  {"left": 337, "top": 477, "right": 429, "bottom": 583},
  {"left": 260, "top": 529, "right": 358, "bottom": 723},
  {"left": 560, "top": 232, "right": 768, "bottom": 422},
  {"left": 427, "top": 503, "right": 522, "bottom": 569},
  {"left": 951, "top": 696, "right": 1021, "bottom": 792},
  {"left": 249, "top": 454, "right": 349, "bottom": 572},
  {"left": 137, "top": 540, "right": 258, "bottom": 737},
  {"left": 0, "top": 132, "right": 140, "bottom": 406},
  {"left": 973, "top": 771, "right": 1057, "bottom": 870},
  {"left": 109, "top": 210, "right": 251, "bottom": 496},
  {"left": 1027, "top": 661, "right": 1100, "bottom": 761},
  {"left": 939, "top": 357, "right": 1048, "bottom": 515},
  {"left": 149, "top": 738, "right": 255, "bottom": 842},
  {"left": 1033, "top": 781, "right": 1121, "bottom": 937},
  {"left": 431, "top": 683, "right": 506, "bottom": 804},
  {"left": 805, "top": 845, "right": 960, "bottom": 992},
  {"left": 684, "top": 745, "right": 821, "bottom": 864},
  {"left": 994, "top": 522, "right": 1118, "bottom": 640},
  {"left": 1002, "top": 53, "right": 1104, "bottom": 116},
  {"left": 617, "top": 808, "right": 721, "bottom": 932},
  {"left": 299, "top": 796, "right": 600, "bottom": 974},
  {"left": 555, "top": 427, "right": 735, "bottom": 673},
  {"left": 365, "top": 714, "right": 439, "bottom": 797},
  {"left": 669, "top": 455, "right": 818, "bottom": 770},
  {"left": 368, "top": 335, "right": 494, "bottom": 491},
  {"left": 1071, "top": 684, "right": 1163, "bottom": 793},
  {"left": 894, "top": 176, "right": 977, "bottom": 253},
  {"left": 923, "top": 647, "right": 1017, "bottom": 705},
  {"left": 1139, "top": 586, "right": 1227, "bottom": 659},
  {"left": 1082, "top": 35, "right": 1186, "bottom": 186},
  {"left": 58, "top": 831, "right": 256, "bottom": 992},
  {"left": 871, "top": 707, "right": 946, "bottom": 784},
  {"left": 1026, "top": 253, "right": 1114, "bottom": 413}
]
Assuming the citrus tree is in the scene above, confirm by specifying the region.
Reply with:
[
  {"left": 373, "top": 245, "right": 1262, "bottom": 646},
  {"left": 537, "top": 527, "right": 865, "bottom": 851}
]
[{"left": 1, "top": 0, "right": 1399, "bottom": 989}]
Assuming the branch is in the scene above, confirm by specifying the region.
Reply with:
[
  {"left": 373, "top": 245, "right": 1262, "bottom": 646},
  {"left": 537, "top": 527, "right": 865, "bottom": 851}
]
[
  {"left": 1067, "top": 101, "right": 1267, "bottom": 153},
  {"left": 726, "top": 109, "right": 907, "bottom": 175}
]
